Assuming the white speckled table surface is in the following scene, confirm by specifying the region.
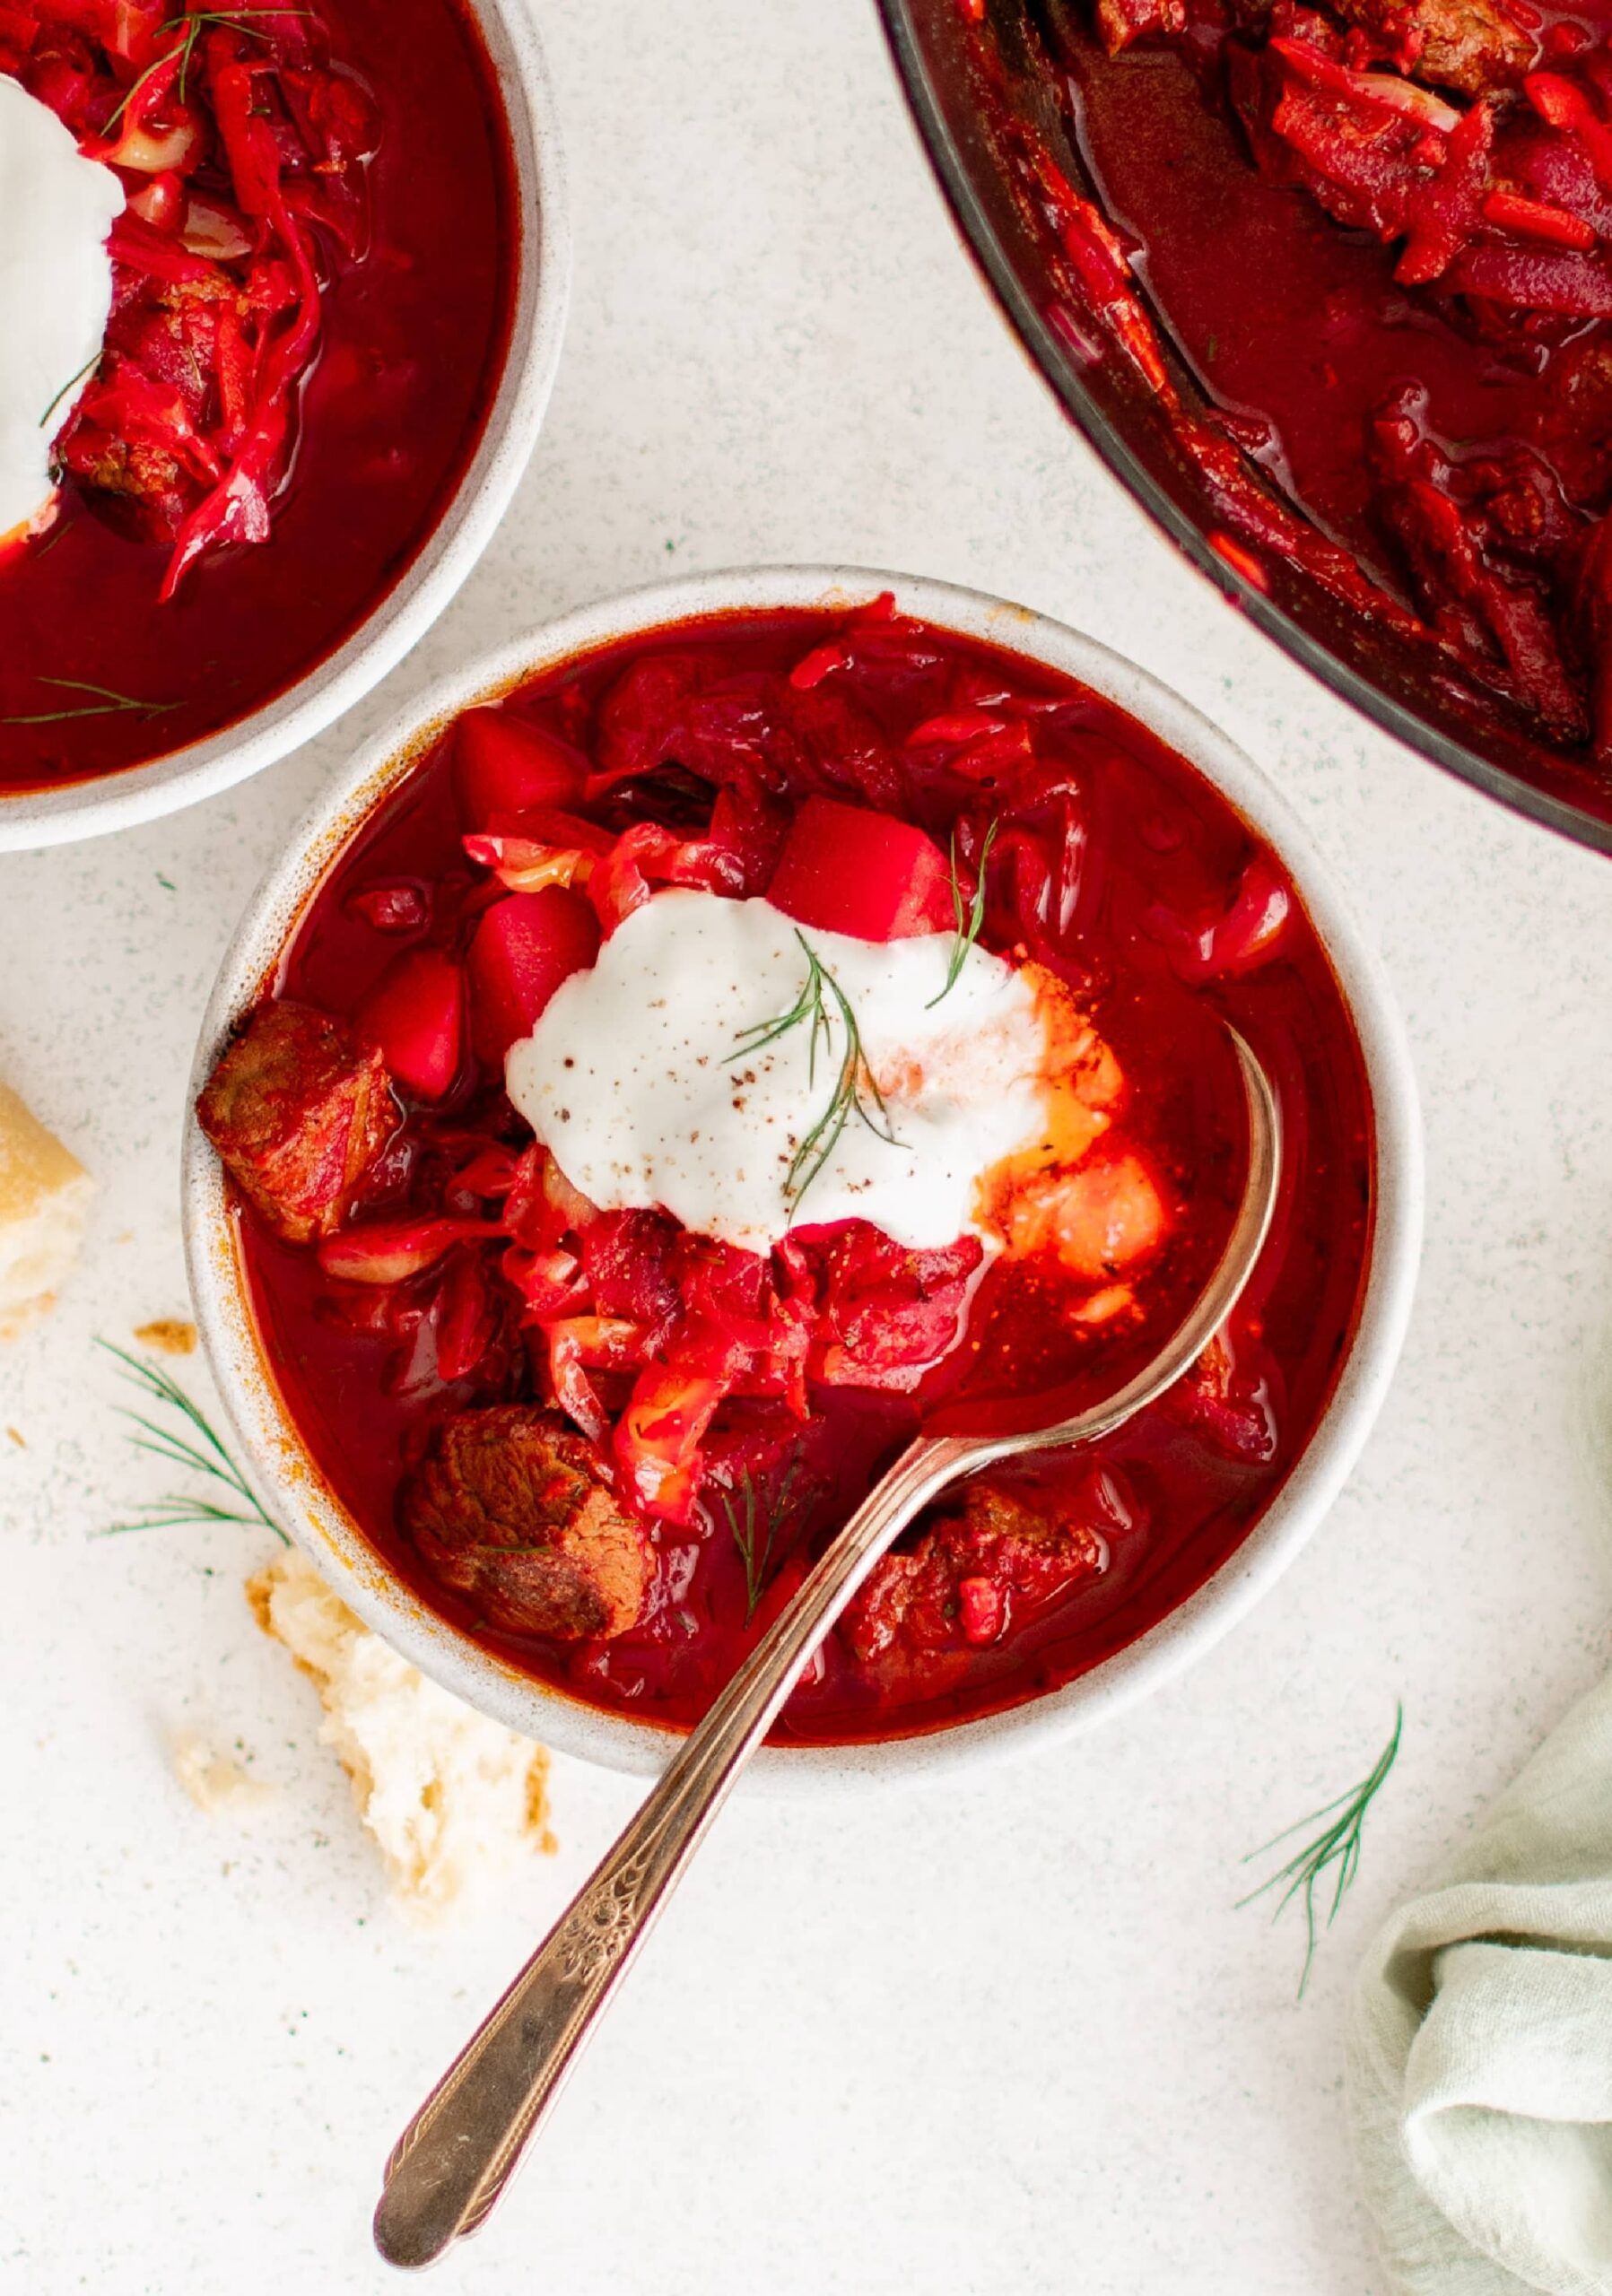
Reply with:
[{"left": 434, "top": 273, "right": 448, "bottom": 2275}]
[{"left": 4, "top": 2, "right": 1612, "bottom": 2290}]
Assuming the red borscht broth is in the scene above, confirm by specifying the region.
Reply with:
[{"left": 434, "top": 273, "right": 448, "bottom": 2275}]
[
  {"left": 200, "top": 600, "right": 1374, "bottom": 1745},
  {"left": 948, "top": 0, "right": 1612, "bottom": 816},
  {"left": 0, "top": 0, "right": 517, "bottom": 795}
]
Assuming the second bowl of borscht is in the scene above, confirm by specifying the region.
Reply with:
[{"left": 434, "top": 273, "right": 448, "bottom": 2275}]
[
  {"left": 182, "top": 568, "right": 1421, "bottom": 1786},
  {"left": 0, "top": 0, "right": 567, "bottom": 849}
]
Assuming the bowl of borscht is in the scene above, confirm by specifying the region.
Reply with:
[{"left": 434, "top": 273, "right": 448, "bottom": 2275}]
[
  {"left": 182, "top": 568, "right": 1421, "bottom": 1787},
  {"left": 0, "top": 0, "right": 566, "bottom": 848}
]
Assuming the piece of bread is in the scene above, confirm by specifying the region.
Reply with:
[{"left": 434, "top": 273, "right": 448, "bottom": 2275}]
[
  {"left": 247, "top": 1546, "right": 555, "bottom": 1919},
  {"left": 171, "top": 1733, "right": 279, "bottom": 1813},
  {"left": 0, "top": 1081, "right": 93, "bottom": 1342}
]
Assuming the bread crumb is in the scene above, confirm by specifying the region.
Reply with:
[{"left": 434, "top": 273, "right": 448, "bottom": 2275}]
[
  {"left": 134, "top": 1318, "right": 197, "bottom": 1356},
  {"left": 247, "top": 1547, "right": 556, "bottom": 1920},
  {"left": 172, "top": 1732, "right": 279, "bottom": 1813},
  {"left": 0, "top": 1082, "right": 93, "bottom": 1342}
]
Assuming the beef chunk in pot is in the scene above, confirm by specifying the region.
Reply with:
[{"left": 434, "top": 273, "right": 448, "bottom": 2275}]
[
  {"left": 1095, "top": 0, "right": 1187, "bottom": 57},
  {"left": 401, "top": 1406, "right": 654, "bottom": 1640},
  {"left": 197, "top": 1000, "right": 397, "bottom": 1245},
  {"left": 841, "top": 1482, "right": 1109, "bottom": 1665},
  {"left": 1332, "top": 0, "right": 1534, "bottom": 98}
]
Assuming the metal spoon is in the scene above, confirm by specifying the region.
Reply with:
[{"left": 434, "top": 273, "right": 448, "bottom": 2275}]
[{"left": 373, "top": 1028, "right": 1281, "bottom": 2269}]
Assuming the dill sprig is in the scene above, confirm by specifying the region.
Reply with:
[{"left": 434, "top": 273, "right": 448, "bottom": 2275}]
[
  {"left": 728, "top": 928, "right": 904, "bottom": 1214},
  {"left": 0, "top": 678, "right": 181, "bottom": 726},
  {"left": 30, "top": 517, "right": 75, "bottom": 562},
  {"left": 928, "top": 817, "right": 999, "bottom": 1009},
  {"left": 95, "top": 1339, "right": 287, "bottom": 1543},
  {"left": 1238, "top": 1704, "right": 1403, "bottom": 1996},
  {"left": 104, "top": 8, "right": 309, "bottom": 130},
  {"left": 39, "top": 353, "right": 101, "bottom": 432},
  {"left": 719, "top": 1459, "right": 805, "bottom": 1622}
]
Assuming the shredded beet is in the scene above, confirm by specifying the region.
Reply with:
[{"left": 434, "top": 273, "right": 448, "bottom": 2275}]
[{"left": 4, "top": 0, "right": 377, "bottom": 594}]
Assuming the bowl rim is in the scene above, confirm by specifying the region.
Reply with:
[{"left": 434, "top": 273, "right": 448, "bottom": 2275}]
[
  {"left": 874, "top": 0, "right": 1612, "bottom": 860},
  {"left": 182, "top": 562, "right": 1425, "bottom": 1795},
  {"left": 0, "top": 0, "right": 571, "bottom": 854}
]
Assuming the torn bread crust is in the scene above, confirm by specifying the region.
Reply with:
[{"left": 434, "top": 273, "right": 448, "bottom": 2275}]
[
  {"left": 0, "top": 1081, "right": 93, "bottom": 1343},
  {"left": 247, "top": 1547, "right": 555, "bottom": 1919}
]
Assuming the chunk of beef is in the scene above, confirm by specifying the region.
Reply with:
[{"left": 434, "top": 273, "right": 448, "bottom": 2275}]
[
  {"left": 59, "top": 301, "right": 234, "bottom": 546},
  {"left": 71, "top": 439, "right": 190, "bottom": 528},
  {"left": 1232, "top": 33, "right": 1494, "bottom": 271},
  {"left": 1330, "top": 0, "right": 1533, "bottom": 98},
  {"left": 197, "top": 1000, "right": 397, "bottom": 1245},
  {"left": 1371, "top": 387, "right": 1588, "bottom": 741},
  {"left": 1095, "top": 0, "right": 1187, "bottom": 57},
  {"left": 401, "top": 1405, "right": 653, "bottom": 1640},
  {"left": 841, "top": 1482, "right": 1110, "bottom": 1666}
]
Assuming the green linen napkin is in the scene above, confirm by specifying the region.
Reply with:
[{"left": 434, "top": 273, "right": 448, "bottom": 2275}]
[{"left": 1348, "top": 1674, "right": 1612, "bottom": 2296}]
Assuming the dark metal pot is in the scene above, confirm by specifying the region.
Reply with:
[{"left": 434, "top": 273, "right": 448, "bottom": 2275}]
[{"left": 877, "top": 0, "right": 1612, "bottom": 855}]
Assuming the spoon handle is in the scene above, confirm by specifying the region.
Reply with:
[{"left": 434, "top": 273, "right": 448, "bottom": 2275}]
[{"left": 372, "top": 1429, "right": 970, "bottom": 2269}]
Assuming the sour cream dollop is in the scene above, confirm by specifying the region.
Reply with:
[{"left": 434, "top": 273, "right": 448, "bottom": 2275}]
[
  {"left": 506, "top": 887, "right": 1076, "bottom": 1255},
  {"left": 0, "top": 76, "right": 122, "bottom": 544}
]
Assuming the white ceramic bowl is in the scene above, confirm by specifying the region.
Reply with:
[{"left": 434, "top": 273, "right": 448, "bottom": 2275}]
[
  {"left": 0, "top": 0, "right": 570, "bottom": 853},
  {"left": 183, "top": 565, "right": 1424, "bottom": 1791}
]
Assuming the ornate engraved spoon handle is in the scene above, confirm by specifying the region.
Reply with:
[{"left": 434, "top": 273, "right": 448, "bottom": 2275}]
[
  {"left": 372, "top": 1430, "right": 970, "bottom": 2271},
  {"left": 373, "top": 1031, "right": 1279, "bottom": 2271}
]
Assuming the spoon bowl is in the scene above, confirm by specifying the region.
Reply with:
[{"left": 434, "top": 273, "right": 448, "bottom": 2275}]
[{"left": 371, "top": 1027, "right": 1281, "bottom": 2269}]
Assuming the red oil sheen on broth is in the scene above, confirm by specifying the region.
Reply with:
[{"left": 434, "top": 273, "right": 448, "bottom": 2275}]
[
  {"left": 1060, "top": 22, "right": 1544, "bottom": 570},
  {"left": 0, "top": 0, "right": 517, "bottom": 796},
  {"left": 972, "top": 2, "right": 1612, "bottom": 787},
  {"left": 235, "top": 608, "right": 1374, "bottom": 1745}
]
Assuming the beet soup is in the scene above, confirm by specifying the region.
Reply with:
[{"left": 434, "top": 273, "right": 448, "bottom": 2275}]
[
  {"left": 0, "top": 0, "right": 518, "bottom": 795},
  {"left": 197, "top": 597, "right": 1376, "bottom": 1746}
]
